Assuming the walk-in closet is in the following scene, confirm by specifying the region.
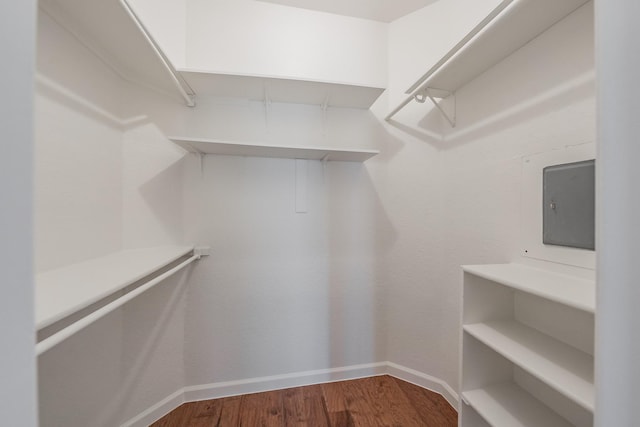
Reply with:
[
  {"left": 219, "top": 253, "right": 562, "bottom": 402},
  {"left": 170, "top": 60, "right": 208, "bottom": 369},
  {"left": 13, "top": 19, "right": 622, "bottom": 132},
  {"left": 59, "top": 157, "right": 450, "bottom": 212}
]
[{"left": 1, "top": 0, "right": 639, "bottom": 425}]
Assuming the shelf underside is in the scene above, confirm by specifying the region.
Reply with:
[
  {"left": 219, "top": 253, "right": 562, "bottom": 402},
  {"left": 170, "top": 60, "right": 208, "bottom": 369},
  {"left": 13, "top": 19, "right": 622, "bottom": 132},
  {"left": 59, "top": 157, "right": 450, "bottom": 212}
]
[
  {"left": 463, "top": 382, "right": 573, "bottom": 427},
  {"left": 463, "top": 263, "right": 595, "bottom": 313},
  {"left": 410, "top": 0, "right": 590, "bottom": 95},
  {"left": 40, "top": 0, "right": 190, "bottom": 104},
  {"left": 179, "top": 69, "right": 385, "bottom": 109},
  {"left": 170, "top": 137, "right": 379, "bottom": 162},
  {"left": 36, "top": 246, "right": 194, "bottom": 330},
  {"left": 464, "top": 320, "right": 594, "bottom": 411}
]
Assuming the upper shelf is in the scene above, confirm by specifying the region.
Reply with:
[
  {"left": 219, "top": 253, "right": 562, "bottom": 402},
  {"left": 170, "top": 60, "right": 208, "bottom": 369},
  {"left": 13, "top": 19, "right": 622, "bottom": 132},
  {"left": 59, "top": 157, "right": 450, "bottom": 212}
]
[
  {"left": 179, "top": 69, "right": 386, "bottom": 110},
  {"left": 36, "top": 245, "right": 194, "bottom": 330},
  {"left": 463, "top": 263, "right": 595, "bottom": 313},
  {"left": 386, "top": 0, "right": 590, "bottom": 121},
  {"left": 39, "top": 0, "right": 385, "bottom": 110},
  {"left": 39, "top": 0, "right": 194, "bottom": 106},
  {"left": 169, "top": 137, "right": 379, "bottom": 162}
]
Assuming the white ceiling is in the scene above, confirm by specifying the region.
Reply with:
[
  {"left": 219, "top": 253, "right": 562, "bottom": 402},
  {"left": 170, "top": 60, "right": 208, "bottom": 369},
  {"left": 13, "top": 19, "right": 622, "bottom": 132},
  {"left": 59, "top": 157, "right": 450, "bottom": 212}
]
[{"left": 255, "top": 0, "right": 440, "bottom": 23}]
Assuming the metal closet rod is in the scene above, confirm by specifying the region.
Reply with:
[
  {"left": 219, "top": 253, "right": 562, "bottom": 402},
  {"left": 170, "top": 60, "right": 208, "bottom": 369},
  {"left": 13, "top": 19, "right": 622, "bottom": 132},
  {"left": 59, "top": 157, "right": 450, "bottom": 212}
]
[
  {"left": 36, "top": 253, "right": 200, "bottom": 356},
  {"left": 120, "top": 0, "right": 196, "bottom": 107}
]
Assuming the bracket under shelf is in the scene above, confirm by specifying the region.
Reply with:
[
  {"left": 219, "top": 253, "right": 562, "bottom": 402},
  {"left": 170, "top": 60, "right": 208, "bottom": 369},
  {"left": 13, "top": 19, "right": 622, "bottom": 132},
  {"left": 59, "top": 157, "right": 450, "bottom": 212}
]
[
  {"left": 385, "top": 87, "right": 456, "bottom": 127},
  {"left": 415, "top": 88, "right": 456, "bottom": 127}
]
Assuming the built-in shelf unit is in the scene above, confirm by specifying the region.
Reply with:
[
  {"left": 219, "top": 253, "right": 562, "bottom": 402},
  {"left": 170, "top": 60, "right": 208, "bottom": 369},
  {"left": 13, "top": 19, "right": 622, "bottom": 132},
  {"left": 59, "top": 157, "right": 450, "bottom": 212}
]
[
  {"left": 460, "top": 263, "right": 595, "bottom": 427},
  {"left": 169, "top": 137, "right": 379, "bottom": 162},
  {"left": 386, "top": 0, "right": 590, "bottom": 125}
]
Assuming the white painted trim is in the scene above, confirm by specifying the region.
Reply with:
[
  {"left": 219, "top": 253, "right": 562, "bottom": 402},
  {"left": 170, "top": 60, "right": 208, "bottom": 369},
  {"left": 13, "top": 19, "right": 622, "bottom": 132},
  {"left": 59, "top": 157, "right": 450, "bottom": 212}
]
[
  {"left": 120, "top": 389, "right": 185, "bottom": 427},
  {"left": 184, "top": 362, "right": 388, "bottom": 402},
  {"left": 121, "top": 362, "right": 458, "bottom": 427},
  {"left": 385, "top": 362, "right": 459, "bottom": 409}
]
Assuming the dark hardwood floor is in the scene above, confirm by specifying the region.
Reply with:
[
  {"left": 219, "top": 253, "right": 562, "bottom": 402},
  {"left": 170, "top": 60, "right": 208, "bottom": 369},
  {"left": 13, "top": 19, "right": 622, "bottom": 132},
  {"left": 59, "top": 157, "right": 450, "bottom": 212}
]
[{"left": 151, "top": 375, "right": 457, "bottom": 426}]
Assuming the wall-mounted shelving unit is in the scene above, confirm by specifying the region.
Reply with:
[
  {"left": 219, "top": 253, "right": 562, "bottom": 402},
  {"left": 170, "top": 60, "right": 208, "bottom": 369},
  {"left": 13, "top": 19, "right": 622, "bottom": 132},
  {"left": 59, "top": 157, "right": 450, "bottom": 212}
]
[
  {"left": 39, "top": 0, "right": 195, "bottom": 106},
  {"left": 36, "top": 245, "right": 195, "bottom": 331},
  {"left": 386, "top": 0, "right": 590, "bottom": 125},
  {"left": 178, "top": 69, "right": 386, "bottom": 110},
  {"left": 169, "top": 136, "right": 379, "bottom": 162},
  {"left": 460, "top": 263, "right": 595, "bottom": 426},
  {"left": 38, "top": 0, "right": 387, "bottom": 112}
]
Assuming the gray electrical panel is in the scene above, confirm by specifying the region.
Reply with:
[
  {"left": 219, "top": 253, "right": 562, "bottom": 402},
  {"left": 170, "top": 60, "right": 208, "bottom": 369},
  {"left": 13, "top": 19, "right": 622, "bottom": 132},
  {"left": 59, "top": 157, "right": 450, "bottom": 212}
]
[{"left": 543, "top": 159, "right": 595, "bottom": 250}]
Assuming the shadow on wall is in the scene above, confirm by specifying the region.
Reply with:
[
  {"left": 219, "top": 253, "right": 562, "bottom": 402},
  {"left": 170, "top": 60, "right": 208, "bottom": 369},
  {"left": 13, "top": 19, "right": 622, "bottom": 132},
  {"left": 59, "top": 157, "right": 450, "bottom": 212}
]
[
  {"left": 36, "top": 70, "right": 190, "bottom": 251},
  {"left": 101, "top": 267, "right": 193, "bottom": 426},
  {"left": 36, "top": 75, "right": 125, "bottom": 130},
  {"left": 385, "top": 2, "right": 595, "bottom": 151},
  {"left": 121, "top": 121, "right": 188, "bottom": 248},
  {"left": 325, "top": 159, "right": 397, "bottom": 367},
  {"left": 443, "top": 71, "right": 594, "bottom": 149},
  {"left": 38, "top": 267, "right": 194, "bottom": 427}
]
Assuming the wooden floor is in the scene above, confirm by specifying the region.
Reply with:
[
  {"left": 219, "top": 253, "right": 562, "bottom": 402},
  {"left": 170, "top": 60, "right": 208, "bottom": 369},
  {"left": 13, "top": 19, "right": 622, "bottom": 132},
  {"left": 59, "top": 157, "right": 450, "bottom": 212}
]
[{"left": 151, "top": 375, "right": 457, "bottom": 426}]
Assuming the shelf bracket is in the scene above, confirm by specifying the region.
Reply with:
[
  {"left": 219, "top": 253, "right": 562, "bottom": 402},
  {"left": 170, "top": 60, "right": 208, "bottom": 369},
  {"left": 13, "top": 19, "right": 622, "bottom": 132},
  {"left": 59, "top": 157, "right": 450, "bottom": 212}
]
[
  {"left": 321, "top": 93, "right": 330, "bottom": 135},
  {"left": 320, "top": 153, "right": 330, "bottom": 180},
  {"left": 198, "top": 152, "right": 204, "bottom": 176},
  {"left": 415, "top": 87, "right": 456, "bottom": 127},
  {"left": 295, "top": 159, "right": 308, "bottom": 213},
  {"left": 194, "top": 246, "right": 211, "bottom": 259},
  {"left": 263, "top": 85, "right": 271, "bottom": 127},
  {"left": 385, "top": 87, "right": 456, "bottom": 126}
]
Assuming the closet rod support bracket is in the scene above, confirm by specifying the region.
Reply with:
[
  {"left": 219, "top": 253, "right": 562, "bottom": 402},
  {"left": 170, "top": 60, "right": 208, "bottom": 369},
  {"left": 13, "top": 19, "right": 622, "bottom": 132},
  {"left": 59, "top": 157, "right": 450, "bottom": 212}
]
[
  {"left": 194, "top": 246, "right": 211, "bottom": 259},
  {"left": 422, "top": 87, "right": 456, "bottom": 127}
]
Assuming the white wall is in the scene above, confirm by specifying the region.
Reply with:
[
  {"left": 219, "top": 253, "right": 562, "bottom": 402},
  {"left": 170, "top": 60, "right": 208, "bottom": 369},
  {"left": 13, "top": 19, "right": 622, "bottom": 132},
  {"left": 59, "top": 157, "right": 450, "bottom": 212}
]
[
  {"left": 379, "top": 0, "right": 595, "bottom": 391},
  {"left": 181, "top": 154, "right": 388, "bottom": 387},
  {"left": 35, "top": 10, "right": 124, "bottom": 272},
  {"left": 375, "top": 0, "right": 501, "bottom": 392},
  {"left": 128, "top": 0, "right": 187, "bottom": 68},
  {"left": 121, "top": 120, "right": 187, "bottom": 250},
  {"left": 185, "top": 0, "right": 387, "bottom": 87},
  {"left": 0, "top": 1, "right": 38, "bottom": 425}
]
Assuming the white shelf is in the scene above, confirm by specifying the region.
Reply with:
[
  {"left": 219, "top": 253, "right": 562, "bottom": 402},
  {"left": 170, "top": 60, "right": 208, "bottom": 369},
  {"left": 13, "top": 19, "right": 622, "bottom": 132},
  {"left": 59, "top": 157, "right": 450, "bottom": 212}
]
[
  {"left": 169, "top": 137, "right": 379, "bottom": 162},
  {"left": 387, "top": 0, "right": 589, "bottom": 121},
  {"left": 464, "top": 320, "right": 594, "bottom": 411},
  {"left": 463, "top": 382, "right": 573, "bottom": 427},
  {"left": 463, "top": 263, "right": 595, "bottom": 313},
  {"left": 36, "top": 245, "right": 193, "bottom": 330},
  {"left": 178, "top": 69, "right": 385, "bottom": 109},
  {"left": 39, "top": 0, "right": 194, "bottom": 105}
]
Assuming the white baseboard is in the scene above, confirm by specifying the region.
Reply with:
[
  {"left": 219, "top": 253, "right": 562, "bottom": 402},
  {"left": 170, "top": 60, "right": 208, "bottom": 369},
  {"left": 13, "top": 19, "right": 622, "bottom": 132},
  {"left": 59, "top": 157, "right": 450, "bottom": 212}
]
[
  {"left": 121, "top": 389, "right": 185, "bottom": 427},
  {"left": 183, "top": 361, "right": 388, "bottom": 402},
  {"left": 385, "top": 362, "right": 459, "bottom": 409},
  {"left": 121, "top": 361, "right": 458, "bottom": 427}
]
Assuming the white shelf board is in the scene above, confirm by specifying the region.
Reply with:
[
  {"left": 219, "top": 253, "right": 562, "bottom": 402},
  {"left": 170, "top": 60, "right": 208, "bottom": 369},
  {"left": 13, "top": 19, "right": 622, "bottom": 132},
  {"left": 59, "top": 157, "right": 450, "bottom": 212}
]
[
  {"left": 36, "top": 245, "right": 193, "bottom": 330},
  {"left": 462, "top": 263, "right": 595, "bottom": 313},
  {"left": 464, "top": 320, "right": 594, "bottom": 411},
  {"left": 463, "top": 382, "right": 573, "bottom": 427},
  {"left": 39, "top": 0, "right": 191, "bottom": 104},
  {"left": 406, "top": 0, "right": 590, "bottom": 95},
  {"left": 179, "top": 69, "right": 385, "bottom": 109},
  {"left": 169, "top": 137, "right": 379, "bottom": 162}
]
